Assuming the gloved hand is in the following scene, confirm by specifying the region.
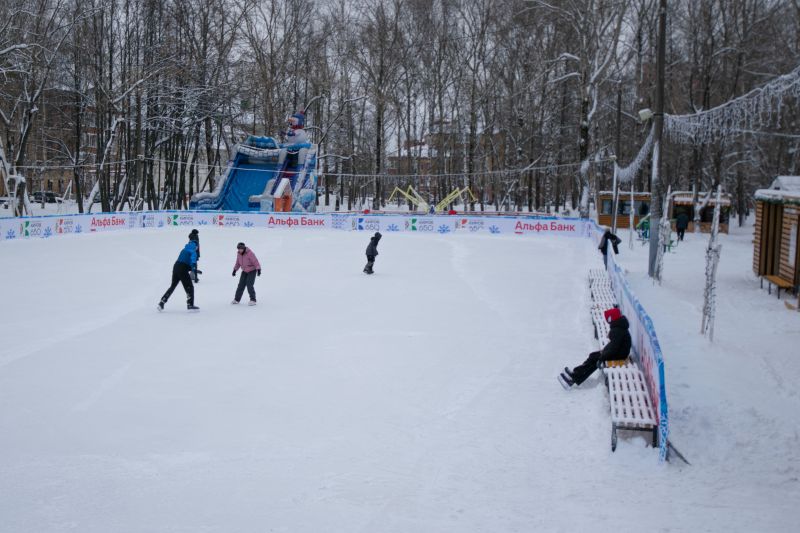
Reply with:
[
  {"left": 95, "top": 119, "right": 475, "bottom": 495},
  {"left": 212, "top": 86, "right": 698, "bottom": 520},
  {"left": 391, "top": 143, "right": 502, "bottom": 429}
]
[
  {"left": 232, "top": 270, "right": 236, "bottom": 277},
  {"left": 257, "top": 269, "right": 261, "bottom": 276},
  {"left": 195, "top": 269, "right": 203, "bottom": 275}
]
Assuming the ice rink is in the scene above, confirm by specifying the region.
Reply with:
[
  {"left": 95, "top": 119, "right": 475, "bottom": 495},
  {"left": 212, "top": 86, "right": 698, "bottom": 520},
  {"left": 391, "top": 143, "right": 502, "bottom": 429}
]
[{"left": 1, "top": 227, "right": 797, "bottom": 532}]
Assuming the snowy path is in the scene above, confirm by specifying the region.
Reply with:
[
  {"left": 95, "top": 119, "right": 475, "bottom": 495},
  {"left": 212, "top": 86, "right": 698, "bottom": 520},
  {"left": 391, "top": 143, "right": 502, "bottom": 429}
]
[{"left": 0, "top": 227, "right": 798, "bottom": 532}]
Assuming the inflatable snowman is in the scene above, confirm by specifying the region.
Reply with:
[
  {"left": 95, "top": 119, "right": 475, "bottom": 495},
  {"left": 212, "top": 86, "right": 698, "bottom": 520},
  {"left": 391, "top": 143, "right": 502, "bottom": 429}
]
[{"left": 284, "top": 110, "right": 308, "bottom": 145}]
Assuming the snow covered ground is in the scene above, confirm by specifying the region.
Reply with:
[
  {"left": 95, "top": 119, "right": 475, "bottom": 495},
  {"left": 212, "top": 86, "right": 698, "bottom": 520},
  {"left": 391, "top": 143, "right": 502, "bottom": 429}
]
[{"left": 0, "top": 222, "right": 797, "bottom": 532}]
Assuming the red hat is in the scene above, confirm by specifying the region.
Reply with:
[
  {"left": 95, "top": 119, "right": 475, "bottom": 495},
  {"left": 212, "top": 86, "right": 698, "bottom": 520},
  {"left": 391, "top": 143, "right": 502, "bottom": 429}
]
[{"left": 604, "top": 307, "right": 622, "bottom": 323}]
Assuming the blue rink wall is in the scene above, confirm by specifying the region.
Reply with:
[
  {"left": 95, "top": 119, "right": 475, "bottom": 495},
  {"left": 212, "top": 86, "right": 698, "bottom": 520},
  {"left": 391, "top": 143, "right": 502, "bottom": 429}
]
[{"left": 0, "top": 210, "right": 669, "bottom": 461}]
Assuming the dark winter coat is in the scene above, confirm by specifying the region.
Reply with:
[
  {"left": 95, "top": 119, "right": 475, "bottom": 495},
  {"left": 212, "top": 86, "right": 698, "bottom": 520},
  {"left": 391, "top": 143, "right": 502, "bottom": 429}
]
[
  {"left": 189, "top": 231, "right": 200, "bottom": 259},
  {"left": 366, "top": 233, "right": 381, "bottom": 256},
  {"left": 600, "top": 315, "right": 632, "bottom": 361},
  {"left": 676, "top": 213, "right": 689, "bottom": 231},
  {"left": 598, "top": 230, "right": 621, "bottom": 256},
  {"left": 177, "top": 241, "right": 198, "bottom": 268}
]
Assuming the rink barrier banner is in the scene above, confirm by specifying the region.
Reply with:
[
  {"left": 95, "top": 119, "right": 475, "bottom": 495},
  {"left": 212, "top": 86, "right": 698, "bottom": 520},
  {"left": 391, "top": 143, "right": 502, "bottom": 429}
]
[
  {"left": 0, "top": 211, "right": 592, "bottom": 240},
  {"left": 591, "top": 223, "right": 669, "bottom": 462}
]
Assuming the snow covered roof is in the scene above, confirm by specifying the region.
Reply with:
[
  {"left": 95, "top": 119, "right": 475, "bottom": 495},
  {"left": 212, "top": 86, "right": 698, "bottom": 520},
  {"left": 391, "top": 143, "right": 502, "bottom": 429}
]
[
  {"left": 597, "top": 191, "right": 650, "bottom": 197},
  {"left": 671, "top": 191, "right": 732, "bottom": 206},
  {"left": 769, "top": 176, "right": 800, "bottom": 191},
  {"left": 755, "top": 176, "right": 800, "bottom": 203}
]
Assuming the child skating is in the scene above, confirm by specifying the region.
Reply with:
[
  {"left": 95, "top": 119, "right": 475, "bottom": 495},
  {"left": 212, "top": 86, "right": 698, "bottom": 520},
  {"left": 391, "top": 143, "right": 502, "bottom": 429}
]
[
  {"left": 232, "top": 242, "right": 261, "bottom": 305},
  {"left": 363, "top": 232, "right": 381, "bottom": 274},
  {"left": 158, "top": 234, "right": 200, "bottom": 311}
]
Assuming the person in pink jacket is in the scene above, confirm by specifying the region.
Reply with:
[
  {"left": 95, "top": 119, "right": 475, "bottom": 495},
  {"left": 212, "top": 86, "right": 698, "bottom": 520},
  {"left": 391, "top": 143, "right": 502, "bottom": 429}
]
[{"left": 232, "top": 242, "right": 261, "bottom": 305}]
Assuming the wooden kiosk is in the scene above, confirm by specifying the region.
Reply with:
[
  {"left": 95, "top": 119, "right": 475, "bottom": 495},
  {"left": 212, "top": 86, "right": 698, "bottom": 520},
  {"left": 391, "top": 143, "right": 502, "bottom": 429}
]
[
  {"left": 669, "top": 191, "right": 731, "bottom": 234},
  {"left": 596, "top": 191, "right": 651, "bottom": 229},
  {"left": 754, "top": 176, "right": 800, "bottom": 297}
]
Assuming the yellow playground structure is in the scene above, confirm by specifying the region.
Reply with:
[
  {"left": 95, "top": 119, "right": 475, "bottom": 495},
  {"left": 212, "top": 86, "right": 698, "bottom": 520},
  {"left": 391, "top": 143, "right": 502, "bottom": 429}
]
[
  {"left": 388, "top": 185, "right": 477, "bottom": 213},
  {"left": 435, "top": 186, "right": 477, "bottom": 213}
]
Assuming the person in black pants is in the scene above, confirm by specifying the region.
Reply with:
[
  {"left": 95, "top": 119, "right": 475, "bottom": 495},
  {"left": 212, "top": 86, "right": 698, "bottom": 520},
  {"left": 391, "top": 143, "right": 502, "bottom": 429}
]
[
  {"left": 158, "top": 235, "right": 199, "bottom": 311},
  {"left": 558, "top": 307, "right": 631, "bottom": 388},
  {"left": 675, "top": 212, "right": 689, "bottom": 241},
  {"left": 598, "top": 228, "right": 621, "bottom": 269},
  {"left": 231, "top": 242, "right": 261, "bottom": 305},
  {"left": 363, "top": 232, "right": 381, "bottom": 274}
]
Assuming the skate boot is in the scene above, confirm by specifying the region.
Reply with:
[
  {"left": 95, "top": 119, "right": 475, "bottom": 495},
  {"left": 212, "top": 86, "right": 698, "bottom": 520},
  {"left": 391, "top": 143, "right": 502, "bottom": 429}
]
[
  {"left": 187, "top": 304, "right": 200, "bottom": 311},
  {"left": 557, "top": 372, "right": 574, "bottom": 390},
  {"left": 157, "top": 300, "right": 165, "bottom": 311}
]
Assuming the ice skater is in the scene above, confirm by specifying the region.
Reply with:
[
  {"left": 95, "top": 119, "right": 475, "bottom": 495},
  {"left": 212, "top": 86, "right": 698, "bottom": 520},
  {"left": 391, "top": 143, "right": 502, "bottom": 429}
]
[
  {"left": 558, "top": 307, "right": 631, "bottom": 389},
  {"left": 189, "top": 229, "right": 202, "bottom": 282},
  {"left": 363, "top": 232, "right": 381, "bottom": 274},
  {"left": 231, "top": 242, "right": 261, "bottom": 305},
  {"left": 158, "top": 234, "right": 199, "bottom": 311}
]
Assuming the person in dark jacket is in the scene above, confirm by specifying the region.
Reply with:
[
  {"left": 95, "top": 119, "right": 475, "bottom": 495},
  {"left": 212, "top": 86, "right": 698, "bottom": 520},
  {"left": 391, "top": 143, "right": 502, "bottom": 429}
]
[
  {"left": 363, "top": 232, "right": 381, "bottom": 274},
  {"left": 558, "top": 307, "right": 631, "bottom": 388},
  {"left": 158, "top": 235, "right": 199, "bottom": 311},
  {"left": 189, "top": 229, "right": 202, "bottom": 282},
  {"left": 598, "top": 228, "right": 622, "bottom": 269},
  {"left": 675, "top": 212, "right": 689, "bottom": 241}
]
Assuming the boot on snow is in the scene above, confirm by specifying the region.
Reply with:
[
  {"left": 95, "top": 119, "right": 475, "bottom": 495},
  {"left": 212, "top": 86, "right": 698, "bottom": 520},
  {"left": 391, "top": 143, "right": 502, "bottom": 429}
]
[{"left": 557, "top": 372, "right": 574, "bottom": 390}]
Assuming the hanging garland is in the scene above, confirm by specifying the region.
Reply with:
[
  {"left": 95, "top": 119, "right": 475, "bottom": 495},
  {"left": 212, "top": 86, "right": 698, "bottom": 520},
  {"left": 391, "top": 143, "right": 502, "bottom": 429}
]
[
  {"left": 665, "top": 64, "right": 800, "bottom": 144},
  {"left": 615, "top": 126, "right": 654, "bottom": 184}
]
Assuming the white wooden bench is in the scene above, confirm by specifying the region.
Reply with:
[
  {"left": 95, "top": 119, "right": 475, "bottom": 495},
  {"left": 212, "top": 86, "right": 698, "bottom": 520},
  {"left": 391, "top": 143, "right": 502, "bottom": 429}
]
[
  {"left": 588, "top": 269, "right": 608, "bottom": 284},
  {"left": 588, "top": 270, "right": 617, "bottom": 342},
  {"left": 589, "top": 272, "right": 616, "bottom": 304},
  {"left": 602, "top": 360, "right": 658, "bottom": 451},
  {"left": 591, "top": 284, "right": 616, "bottom": 305},
  {"left": 590, "top": 305, "right": 611, "bottom": 341},
  {"left": 761, "top": 275, "right": 795, "bottom": 299}
]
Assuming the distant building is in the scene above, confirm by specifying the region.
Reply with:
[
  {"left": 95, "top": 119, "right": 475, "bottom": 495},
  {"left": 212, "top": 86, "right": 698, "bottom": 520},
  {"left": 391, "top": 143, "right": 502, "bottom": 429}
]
[
  {"left": 753, "top": 176, "right": 800, "bottom": 290},
  {"left": 596, "top": 191, "right": 651, "bottom": 229},
  {"left": 669, "top": 191, "right": 731, "bottom": 234}
]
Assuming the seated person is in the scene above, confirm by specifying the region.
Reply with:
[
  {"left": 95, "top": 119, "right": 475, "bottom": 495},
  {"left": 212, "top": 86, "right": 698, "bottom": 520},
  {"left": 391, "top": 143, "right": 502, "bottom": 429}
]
[{"left": 558, "top": 307, "right": 631, "bottom": 389}]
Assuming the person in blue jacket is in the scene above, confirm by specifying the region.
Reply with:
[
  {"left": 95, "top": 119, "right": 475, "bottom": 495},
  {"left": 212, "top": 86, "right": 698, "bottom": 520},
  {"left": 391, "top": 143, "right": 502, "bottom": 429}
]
[{"left": 158, "top": 234, "right": 199, "bottom": 311}]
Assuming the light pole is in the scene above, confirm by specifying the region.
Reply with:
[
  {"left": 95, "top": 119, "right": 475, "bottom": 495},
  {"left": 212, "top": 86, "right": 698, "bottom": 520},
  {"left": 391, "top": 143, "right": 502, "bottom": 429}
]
[{"left": 648, "top": 0, "right": 667, "bottom": 279}]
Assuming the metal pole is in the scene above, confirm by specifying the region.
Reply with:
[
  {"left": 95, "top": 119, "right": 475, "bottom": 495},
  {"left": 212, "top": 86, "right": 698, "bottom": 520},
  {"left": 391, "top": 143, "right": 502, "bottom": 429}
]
[
  {"left": 611, "top": 84, "right": 622, "bottom": 234},
  {"left": 648, "top": 0, "right": 667, "bottom": 278}
]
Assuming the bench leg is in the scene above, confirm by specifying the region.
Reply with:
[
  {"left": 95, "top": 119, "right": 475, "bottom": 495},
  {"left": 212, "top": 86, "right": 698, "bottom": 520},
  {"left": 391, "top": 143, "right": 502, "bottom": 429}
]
[{"left": 611, "top": 425, "right": 618, "bottom": 452}]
